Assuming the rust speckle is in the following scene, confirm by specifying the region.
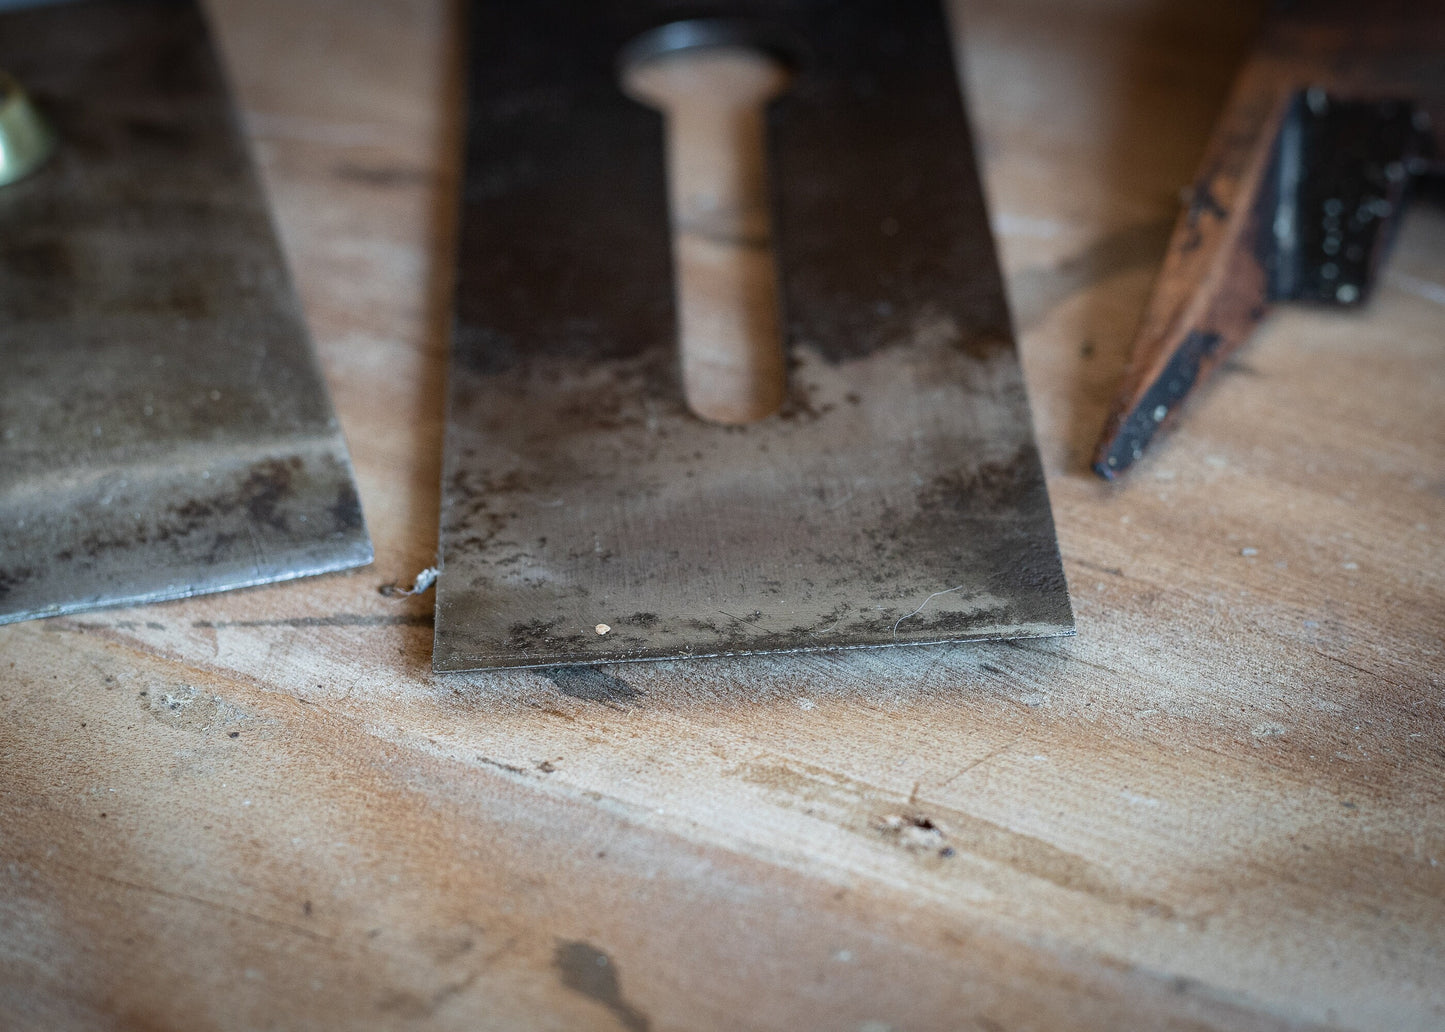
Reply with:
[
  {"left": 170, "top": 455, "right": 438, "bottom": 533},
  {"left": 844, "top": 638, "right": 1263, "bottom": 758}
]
[
  {"left": 328, "top": 483, "right": 364, "bottom": 533},
  {"left": 0, "top": 567, "right": 35, "bottom": 599},
  {"left": 242, "top": 457, "right": 303, "bottom": 531}
]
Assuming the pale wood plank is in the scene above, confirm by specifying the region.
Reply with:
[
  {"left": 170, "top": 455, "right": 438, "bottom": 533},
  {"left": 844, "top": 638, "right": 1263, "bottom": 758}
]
[{"left": 2, "top": 0, "right": 1441, "bottom": 1029}]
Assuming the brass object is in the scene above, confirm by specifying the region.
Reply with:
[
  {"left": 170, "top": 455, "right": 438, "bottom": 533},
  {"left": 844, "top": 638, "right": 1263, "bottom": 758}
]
[{"left": 0, "top": 70, "right": 55, "bottom": 186}]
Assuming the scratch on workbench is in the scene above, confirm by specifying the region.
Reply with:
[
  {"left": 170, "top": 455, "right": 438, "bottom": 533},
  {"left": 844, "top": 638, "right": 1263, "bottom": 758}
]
[
  {"left": 50, "top": 859, "right": 333, "bottom": 944},
  {"left": 477, "top": 756, "right": 529, "bottom": 776},
  {"left": 937, "top": 739, "right": 1021, "bottom": 790},
  {"left": 192, "top": 614, "right": 433, "bottom": 629},
  {"left": 377, "top": 969, "right": 484, "bottom": 1019}
]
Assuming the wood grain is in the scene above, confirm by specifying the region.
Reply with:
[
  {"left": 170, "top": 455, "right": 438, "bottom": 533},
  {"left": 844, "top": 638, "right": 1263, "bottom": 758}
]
[{"left": 2, "top": 0, "right": 1442, "bottom": 1029}]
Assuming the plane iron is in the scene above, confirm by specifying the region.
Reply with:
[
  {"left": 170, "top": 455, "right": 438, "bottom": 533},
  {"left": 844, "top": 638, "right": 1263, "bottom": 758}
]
[
  {"left": 0, "top": 0, "right": 372, "bottom": 624},
  {"left": 435, "top": 0, "right": 1072, "bottom": 670}
]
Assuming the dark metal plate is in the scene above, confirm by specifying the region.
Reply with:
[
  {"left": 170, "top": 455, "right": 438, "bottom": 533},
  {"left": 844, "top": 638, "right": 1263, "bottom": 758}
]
[
  {"left": 0, "top": 0, "right": 372, "bottom": 624},
  {"left": 435, "top": 0, "right": 1072, "bottom": 671}
]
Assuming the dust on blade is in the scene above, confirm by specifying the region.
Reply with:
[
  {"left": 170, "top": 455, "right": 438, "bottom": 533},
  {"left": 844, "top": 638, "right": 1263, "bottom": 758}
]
[
  {"left": 0, "top": 0, "right": 372, "bottom": 624},
  {"left": 435, "top": 0, "right": 1073, "bottom": 670}
]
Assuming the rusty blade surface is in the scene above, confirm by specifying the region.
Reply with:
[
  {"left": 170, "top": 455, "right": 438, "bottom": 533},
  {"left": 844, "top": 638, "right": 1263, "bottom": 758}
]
[
  {"left": 0, "top": 0, "right": 372, "bottom": 624},
  {"left": 435, "top": 0, "right": 1072, "bottom": 671}
]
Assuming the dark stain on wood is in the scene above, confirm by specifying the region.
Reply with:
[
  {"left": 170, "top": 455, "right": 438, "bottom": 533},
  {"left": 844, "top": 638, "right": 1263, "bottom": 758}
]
[
  {"left": 553, "top": 940, "right": 651, "bottom": 1032},
  {"left": 543, "top": 667, "right": 642, "bottom": 705}
]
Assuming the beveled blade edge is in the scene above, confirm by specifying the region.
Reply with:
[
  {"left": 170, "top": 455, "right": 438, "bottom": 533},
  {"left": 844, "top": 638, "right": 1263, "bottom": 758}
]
[
  {"left": 0, "top": 434, "right": 372, "bottom": 625},
  {"left": 433, "top": 335, "right": 1074, "bottom": 673},
  {"left": 434, "top": 628, "right": 1076, "bottom": 674}
]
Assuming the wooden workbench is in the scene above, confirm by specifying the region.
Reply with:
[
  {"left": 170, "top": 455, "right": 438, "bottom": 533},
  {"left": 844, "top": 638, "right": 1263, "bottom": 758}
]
[{"left": 3, "top": 1, "right": 1442, "bottom": 1029}]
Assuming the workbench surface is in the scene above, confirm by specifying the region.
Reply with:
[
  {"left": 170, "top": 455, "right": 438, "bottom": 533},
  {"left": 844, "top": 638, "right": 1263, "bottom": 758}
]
[{"left": 4, "top": 1, "right": 1442, "bottom": 1029}]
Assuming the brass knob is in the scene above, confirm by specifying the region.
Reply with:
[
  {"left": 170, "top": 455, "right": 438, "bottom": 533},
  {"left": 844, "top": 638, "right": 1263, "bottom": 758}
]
[{"left": 0, "top": 71, "right": 56, "bottom": 187}]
